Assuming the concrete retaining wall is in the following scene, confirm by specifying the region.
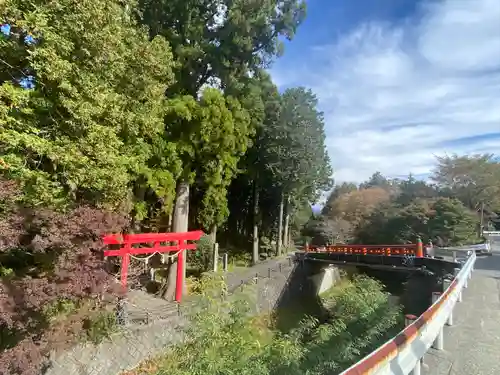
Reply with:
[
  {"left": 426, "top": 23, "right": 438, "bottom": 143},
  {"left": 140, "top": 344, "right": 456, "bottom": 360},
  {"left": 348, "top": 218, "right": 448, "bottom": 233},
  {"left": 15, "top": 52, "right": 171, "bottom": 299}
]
[{"left": 309, "top": 265, "right": 342, "bottom": 295}]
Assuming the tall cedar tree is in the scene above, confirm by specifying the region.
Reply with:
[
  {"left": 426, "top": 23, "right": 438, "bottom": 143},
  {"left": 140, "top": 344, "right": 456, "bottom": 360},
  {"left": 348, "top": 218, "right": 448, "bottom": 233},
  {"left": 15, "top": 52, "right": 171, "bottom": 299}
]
[
  {"left": 263, "top": 87, "right": 332, "bottom": 254},
  {"left": 137, "top": 0, "right": 307, "bottom": 231}
]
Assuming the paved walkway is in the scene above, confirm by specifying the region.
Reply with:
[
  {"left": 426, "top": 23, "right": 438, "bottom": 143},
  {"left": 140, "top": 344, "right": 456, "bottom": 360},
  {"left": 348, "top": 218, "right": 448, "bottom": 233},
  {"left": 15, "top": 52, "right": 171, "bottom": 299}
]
[
  {"left": 423, "top": 250, "right": 500, "bottom": 375},
  {"left": 125, "top": 255, "right": 294, "bottom": 324}
]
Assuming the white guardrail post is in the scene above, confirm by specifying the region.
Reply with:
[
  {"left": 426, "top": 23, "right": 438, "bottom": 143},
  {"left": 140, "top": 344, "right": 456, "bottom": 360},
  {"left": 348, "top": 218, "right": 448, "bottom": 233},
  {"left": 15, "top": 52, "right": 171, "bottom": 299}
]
[
  {"left": 404, "top": 314, "right": 421, "bottom": 375},
  {"left": 339, "top": 246, "right": 477, "bottom": 375},
  {"left": 431, "top": 292, "right": 444, "bottom": 350}
]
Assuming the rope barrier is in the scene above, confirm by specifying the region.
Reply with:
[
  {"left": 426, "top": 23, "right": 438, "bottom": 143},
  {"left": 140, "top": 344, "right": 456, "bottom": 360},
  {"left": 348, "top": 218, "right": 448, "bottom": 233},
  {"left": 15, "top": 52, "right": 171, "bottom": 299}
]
[
  {"left": 130, "top": 253, "right": 157, "bottom": 261},
  {"left": 109, "top": 249, "right": 184, "bottom": 281},
  {"left": 129, "top": 249, "right": 183, "bottom": 261}
]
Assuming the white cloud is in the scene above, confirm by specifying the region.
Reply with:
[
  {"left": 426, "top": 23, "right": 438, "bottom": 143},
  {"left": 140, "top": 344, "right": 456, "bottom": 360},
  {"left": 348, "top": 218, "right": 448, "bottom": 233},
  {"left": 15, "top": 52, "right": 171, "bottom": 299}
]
[{"left": 273, "top": 0, "right": 500, "bottom": 183}]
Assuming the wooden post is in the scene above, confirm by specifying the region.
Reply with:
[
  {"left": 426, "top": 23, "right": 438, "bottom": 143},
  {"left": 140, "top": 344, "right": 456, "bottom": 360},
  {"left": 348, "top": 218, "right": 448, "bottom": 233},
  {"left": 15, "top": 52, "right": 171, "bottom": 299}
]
[
  {"left": 222, "top": 253, "right": 228, "bottom": 271},
  {"left": 213, "top": 243, "right": 219, "bottom": 272}
]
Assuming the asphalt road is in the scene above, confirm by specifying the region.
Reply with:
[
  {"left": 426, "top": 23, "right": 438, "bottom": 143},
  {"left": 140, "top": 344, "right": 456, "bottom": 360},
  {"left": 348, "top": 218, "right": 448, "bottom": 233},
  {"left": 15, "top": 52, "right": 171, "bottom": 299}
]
[{"left": 422, "top": 250, "right": 500, "bottom": 375}]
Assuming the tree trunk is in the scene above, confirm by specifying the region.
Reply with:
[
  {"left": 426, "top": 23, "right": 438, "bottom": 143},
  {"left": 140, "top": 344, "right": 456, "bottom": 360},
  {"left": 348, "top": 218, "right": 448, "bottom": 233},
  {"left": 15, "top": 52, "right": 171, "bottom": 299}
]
[
  {"left": 252, "top": 181, "right": 259, "bottom": 265},
  {"left": 210, "top": 225, "right": 217, "bottom": 243},
  {"left": 161, "top": 180, "right": 190, "bottom": 301},
  {"left": 167, "top": 213, "right": 173, "bottom": 232},
  {"left": 479, "top": 201, "right": 484, "bottom": 238},
  {"left": 283, "top": 202, "right": 290, "bottom": 249},
  {"left": 276, "top": 192, "right": 284, "bottom": 256}
]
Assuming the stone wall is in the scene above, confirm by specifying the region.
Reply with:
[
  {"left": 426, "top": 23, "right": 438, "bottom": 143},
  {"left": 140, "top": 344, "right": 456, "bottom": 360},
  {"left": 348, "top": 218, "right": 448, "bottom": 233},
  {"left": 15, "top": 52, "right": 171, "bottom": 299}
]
[{"left": 43, "top": 256, "right": 302, "bottom": 375}]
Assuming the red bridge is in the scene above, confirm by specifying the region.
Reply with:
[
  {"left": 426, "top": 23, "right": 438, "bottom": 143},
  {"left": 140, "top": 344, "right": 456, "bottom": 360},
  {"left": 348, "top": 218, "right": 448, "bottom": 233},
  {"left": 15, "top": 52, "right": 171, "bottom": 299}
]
[{"left": 305, "top": 239, "right": 425, "bottom": 257}]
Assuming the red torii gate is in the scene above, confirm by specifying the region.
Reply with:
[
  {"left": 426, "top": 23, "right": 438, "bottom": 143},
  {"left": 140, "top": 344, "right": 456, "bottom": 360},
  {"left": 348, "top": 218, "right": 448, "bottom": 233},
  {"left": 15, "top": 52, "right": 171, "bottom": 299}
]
[{"left": 103, "top": 230, "right": 203, "bottom": 302}]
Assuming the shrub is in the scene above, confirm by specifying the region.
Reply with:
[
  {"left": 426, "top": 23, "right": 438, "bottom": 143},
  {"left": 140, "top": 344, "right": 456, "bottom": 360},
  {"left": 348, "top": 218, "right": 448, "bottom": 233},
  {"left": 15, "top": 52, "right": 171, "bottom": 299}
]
[
  {"left": 83, "top": 311, "right": 119, "bottom": 344},
  {"left": 186, "top": 234, "right": 214, "bottom": 273},
  {"left": 42, "top": 299, "right": 79, "bottom": 323},
  {"left": 292, "top": 276, "right": 403, "bottom": 374},
  {"left": 152, "top": 275, "right": 402, "bottom": 375},
  {"left": 0, "top": 178, "right": 129, "bottom": 375}
]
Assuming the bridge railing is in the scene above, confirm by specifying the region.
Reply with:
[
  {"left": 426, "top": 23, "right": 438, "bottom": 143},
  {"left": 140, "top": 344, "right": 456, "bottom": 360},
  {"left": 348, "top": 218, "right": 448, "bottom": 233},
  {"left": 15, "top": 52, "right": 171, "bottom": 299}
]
[
  {"left": 304, "top": 242, "right": 425, "bottom": 257},
  {"left": 339, "top": 246, "right": 477, "bottom": 375}
]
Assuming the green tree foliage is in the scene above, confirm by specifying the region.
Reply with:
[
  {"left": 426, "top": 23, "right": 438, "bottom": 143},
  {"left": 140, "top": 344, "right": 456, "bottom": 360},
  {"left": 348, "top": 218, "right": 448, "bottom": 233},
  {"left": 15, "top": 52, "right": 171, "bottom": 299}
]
[
  {"left": 307, "top": 160, "right": 492, "bottom": 246},
  {"left": 321, "top": 182, "right": 357, "bottom": 215},
  {"left": 222, "top": 79, "right": 333, "bottom": 259},
  {"left": 356, "top": 197, "right": 478, "bottom": 246},
  {"left": 302, "top": 215, "right": 353, "bottom": 245},
  {"left": 165, "top": 88, "right": 251, "bottom": 230},
  {"left": 135, "top": 0, "right": 308, "bottom": 235},
  {"left": 1, "top": 0, "right": 330, "bottom": 300},
  {"left": 262, "top": 87, "right": 332, "bottom": 254},
  {"left": 432, "top": 154, "right": 500, "bottom": 211},
  {"left": 395, "top": 174, "right": 439, "bottom": 206},
  {"left": 138, "top": 0, "right": 306, "bottom": 96},
  {"left": 1, "top": 0, "right": 178, "bottom": 211},
  {"left": 359, "top": 171, "right": 390, "bottom": 190},
  {"left": 264, "top": 87, "right": 332, "bottom": 200},
  {"left": 429, "top": 198, "right": 479, "bottom": 245},
  {"left": 288, "top": 201, "right": 314, "bottom": 243},
  {"left": 223, "top": 72, "right": 283, "bottom": 247}
]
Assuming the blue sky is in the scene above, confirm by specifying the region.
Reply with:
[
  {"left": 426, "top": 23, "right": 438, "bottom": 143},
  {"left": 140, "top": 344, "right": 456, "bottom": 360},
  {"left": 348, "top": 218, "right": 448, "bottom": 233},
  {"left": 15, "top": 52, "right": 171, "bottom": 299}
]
[{"left": 271, "top": 0, "right": 500, "bottom": 184}]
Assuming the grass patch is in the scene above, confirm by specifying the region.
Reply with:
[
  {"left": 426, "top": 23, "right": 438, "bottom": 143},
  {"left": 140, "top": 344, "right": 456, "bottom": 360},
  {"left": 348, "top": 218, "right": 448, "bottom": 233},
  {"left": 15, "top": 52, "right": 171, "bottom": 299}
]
[
  {"left": 82, "top": 310, "right": 119, "bottom": 344},
  {"left": 42, "top": 298, "right": 79, "bottom": 323}
]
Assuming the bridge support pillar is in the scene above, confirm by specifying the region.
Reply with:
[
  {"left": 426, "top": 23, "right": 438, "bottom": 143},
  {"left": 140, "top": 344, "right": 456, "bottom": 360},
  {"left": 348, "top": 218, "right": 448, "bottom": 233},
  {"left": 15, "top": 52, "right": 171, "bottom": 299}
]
[
  {"left": 431, "top": 292, "right": 444, "bottom": 350},
  {"left": 310, "top": 265, "right": 341, "bottom": 295},
  {"left": 405, "top": 314, "right": 422, "bottom": 375}
]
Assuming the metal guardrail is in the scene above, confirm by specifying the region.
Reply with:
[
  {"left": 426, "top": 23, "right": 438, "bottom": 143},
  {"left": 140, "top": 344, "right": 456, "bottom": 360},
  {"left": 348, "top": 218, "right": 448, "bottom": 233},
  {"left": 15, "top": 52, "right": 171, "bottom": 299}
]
[
  {"left": 438, "top": 243, "right": 490, "bottom": 252},
  {"left": 339, "top": 246, "right": 476, "bottom": 375}
]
